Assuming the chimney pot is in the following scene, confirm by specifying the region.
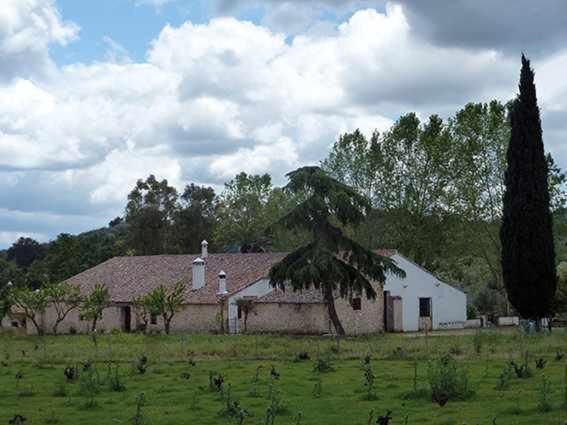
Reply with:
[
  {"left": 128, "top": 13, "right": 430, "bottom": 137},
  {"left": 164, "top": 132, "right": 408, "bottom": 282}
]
[
  {"left": 192, "top": 257, "right": 205, "bottom": 290},
  {"left": 201, "top": 240, "right": 208, "bottom": 258},
  {"left": 218, "top": 270, "right": 227, "bottom": 295}
]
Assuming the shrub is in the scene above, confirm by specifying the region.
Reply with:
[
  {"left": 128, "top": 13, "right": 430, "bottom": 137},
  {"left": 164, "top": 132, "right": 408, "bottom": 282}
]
[
  {"left": 78, "top": 368, "right": 99, "bottom": 409},
  {"left": 132, "top": 393, "right": 146, "bottom": 425},
  {"left": 109, "top": 367, "right": 126, "bottom": 392},
  {"left": 537, "top": 374, "right": 553, "bottom": 413},
  {"left": 361, "top": 366, "right": 378, "bottom": 401},
  {"left": 294, "top": 352, "right": 310, "bottom": 362},
  {"left": 428, "top": 355, "right": 475, "bottom": 404},
  {"left": 495, "top": 364, "right": 512, "bottom": 390},
  {"left": 313, "top": 356, "right": 334, "bottom": 373},
  {"left": 388, "top": 346, "right": 408, "bottom": 360}
]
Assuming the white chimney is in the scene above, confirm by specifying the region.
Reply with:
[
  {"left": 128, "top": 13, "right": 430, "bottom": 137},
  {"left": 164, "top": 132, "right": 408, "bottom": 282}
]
[
  {"left": 218, "top": 271, "right": 227, "bottom": 295},
  {"left": 192, "top": 257, "right": 205, "bottom": 290},
  {"left": 201, "top": 240, "right": 208, "bottom": 259}
]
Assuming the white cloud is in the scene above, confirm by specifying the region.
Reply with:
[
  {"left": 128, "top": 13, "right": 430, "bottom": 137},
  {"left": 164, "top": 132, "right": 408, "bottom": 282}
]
[
  {"left": 0, "top": 0, "right": 78, "bottom": 81},
  {"left": 1, "top": 1, "right": 566, "bottom": 246}
]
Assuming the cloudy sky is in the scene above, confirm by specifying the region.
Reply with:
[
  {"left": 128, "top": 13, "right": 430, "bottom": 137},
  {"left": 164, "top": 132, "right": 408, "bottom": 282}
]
[{"left": 1, "top": 0, "right": 566, "bottom": 248}]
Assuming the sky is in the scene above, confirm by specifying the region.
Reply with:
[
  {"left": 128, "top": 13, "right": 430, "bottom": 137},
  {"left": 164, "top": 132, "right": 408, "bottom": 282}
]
[{"left": 1, "top": 0, "right": 567, "bottom": 248}]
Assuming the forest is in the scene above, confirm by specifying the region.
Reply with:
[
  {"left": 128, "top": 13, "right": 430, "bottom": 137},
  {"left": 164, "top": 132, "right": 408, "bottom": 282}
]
[{"left": 2, "top": 99, "right": 567, "bottom": 320}]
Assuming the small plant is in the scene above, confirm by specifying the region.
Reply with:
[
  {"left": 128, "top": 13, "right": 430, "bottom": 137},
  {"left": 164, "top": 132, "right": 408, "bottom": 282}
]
[
  {"left": 109, "top": 366, "right": 126, "bottom": 392},
  {"left": 294, "top": 352, "right": 310, "bottom": 362},
  {"left": 313, "top": 356, "right": 334, "bottom": 373},
  {"left": 82, "top": 359, "right": 93, "bottom": 371},
  {"left": 8, "top": 415, "right": 26, "bottom": 425},
  {"left": 136, "top": 355, "right": 148, "bottom": 375},
  {"left": 270, "top": 366, "right": 280, "bottom": 380},
  {"left": 510, "top": 358, "right": 532, "bottom": 379},
  {"left": 209, "top": 371, "right": 224, "bottom": 392},
  {"left": 78, "top": 368, "right": 99, "bottom": 409},
  {"left": 495, "top": 364, "right": 512, "bottom": 390},
  {"left": 362, "top": 366, "right": 378, "bottom": 401},
  {"left": 389, "top": 347, "right": 408, "bottom": 360},
  {"left": 537, "top": 374, "right": 553, "bottom": 412},
  {"left": 535, "top": 357, "right": 547, "bottom": 369},
  {"left": 64, "top": 365, "right": 78, "bottom": 382},
  {"left": 132, "top": 393, "right": 146, "bottom": 425},
  {"left": 428, "top": 354, "right": 475, "bottom": 405},
  {"left": 312, "top": 375, "right": 322, "bottom": 398},
  {"left": 180, "top": 371, "right": 191, "bottom": 380},
  {"left": 362, "top": 354, "right": 372, "bottom": 366},
  {"left": 556, "top": 351, "right": 564, "bottom": 361},
  {"left": 377, "top": 411, "right": 392, "bottom": 425}
]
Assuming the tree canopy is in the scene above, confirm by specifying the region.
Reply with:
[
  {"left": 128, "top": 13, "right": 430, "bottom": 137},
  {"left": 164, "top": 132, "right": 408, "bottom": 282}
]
[{"left": 269, "top": 166, "right": 405, "bottom": 335}]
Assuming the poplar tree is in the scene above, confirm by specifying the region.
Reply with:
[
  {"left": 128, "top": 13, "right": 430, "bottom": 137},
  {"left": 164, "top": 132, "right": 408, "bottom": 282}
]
[{"left": 500, "top": 55, "right": 557, "bottom": 323}]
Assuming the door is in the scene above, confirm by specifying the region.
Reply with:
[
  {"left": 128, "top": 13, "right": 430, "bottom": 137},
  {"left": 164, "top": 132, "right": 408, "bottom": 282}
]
[
  {"left": 418, "top": 297, "right": 432, "bottom": 331},
  {"left": 121, "top": 306, "right": 131, "bottom": 332}
]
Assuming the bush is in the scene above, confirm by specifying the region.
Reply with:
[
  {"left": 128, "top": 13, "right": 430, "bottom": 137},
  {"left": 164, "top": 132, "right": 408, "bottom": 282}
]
[
  {"left": 428, "top": 355, "right": 475, "bottom": 404},
  {"left": 495, "top": 364, "right": 512, "bottom": 390}
]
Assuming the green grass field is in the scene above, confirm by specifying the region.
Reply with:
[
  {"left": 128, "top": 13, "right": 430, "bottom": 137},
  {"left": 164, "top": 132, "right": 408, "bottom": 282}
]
[{"left": 1, "top": 330, "right": 567, "bottom": 424}]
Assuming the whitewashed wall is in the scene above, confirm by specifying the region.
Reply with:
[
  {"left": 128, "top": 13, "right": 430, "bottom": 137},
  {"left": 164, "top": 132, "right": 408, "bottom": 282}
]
[
  {"left": 384, "top": 254, "right": 467, "bottom": 332},
  {"left": 227, "top": 278, "right": 273, "bottom": 334}
]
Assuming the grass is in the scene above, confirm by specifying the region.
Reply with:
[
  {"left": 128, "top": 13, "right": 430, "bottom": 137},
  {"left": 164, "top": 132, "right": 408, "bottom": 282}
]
[{"left": 0, "top": 329, "right": 567, "bottom": 424}]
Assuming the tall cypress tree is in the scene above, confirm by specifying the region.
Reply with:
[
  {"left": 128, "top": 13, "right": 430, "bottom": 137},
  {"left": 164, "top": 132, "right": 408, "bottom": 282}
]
[
  {"left": 500, "top": 54, "right": 557, "bottom": 322},
  {"left": 269, "top": 166, "right": 405, "bottom": 335}
]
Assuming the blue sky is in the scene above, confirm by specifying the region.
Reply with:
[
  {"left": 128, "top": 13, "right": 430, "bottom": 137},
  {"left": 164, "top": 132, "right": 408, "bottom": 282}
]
[
  {"left": 0, "top": 0, "right": 566, "bottom": 248},
  {"left": 52, "top": 0, "right": 213, "bottom": 64}
]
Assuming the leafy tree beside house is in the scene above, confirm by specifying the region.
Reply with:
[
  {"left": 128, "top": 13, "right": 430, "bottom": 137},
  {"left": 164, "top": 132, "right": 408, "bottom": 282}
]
[
  {"left": 269, "top": 166, "right": 405, "bottom": 335},
  {"left": 8, "top": 286, "right": 49, "bottom": 335},
  {"left": 81, "top": 284, "right": 111, "bottom": 332},
  {"left": 145, "top": 281, "right": 185, "bottom": 334},
  {"left": 132, "top": 295, "right": 152, "bottom": 332},
  {"left": 500, "top": 55, "right": 557, "bottom": 324},
  {"left": 44, "top": 282, "right": 83, "bottom": 334}
]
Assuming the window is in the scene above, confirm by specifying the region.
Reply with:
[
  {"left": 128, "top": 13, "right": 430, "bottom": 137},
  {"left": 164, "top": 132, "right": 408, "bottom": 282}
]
[
  {"left": 237, "top": 305, "right": 242, "bottom": 319},
  {"left": 150, "top": 313, "right": 158, "bottom": 325},
  {"left": 419, "top": 298, "right": 431, "bottom": 318},
  {"left": 351, "top": 297, "right": 362, "bottom": 311}
]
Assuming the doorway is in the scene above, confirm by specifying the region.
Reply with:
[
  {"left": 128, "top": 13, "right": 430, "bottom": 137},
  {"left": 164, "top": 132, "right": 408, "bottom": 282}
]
[
  {"left": 121, "top": 306, "right": 131, "bottom": 332},
  {"left": 418, "top": 297, "right": 432, "bottom": 331}
]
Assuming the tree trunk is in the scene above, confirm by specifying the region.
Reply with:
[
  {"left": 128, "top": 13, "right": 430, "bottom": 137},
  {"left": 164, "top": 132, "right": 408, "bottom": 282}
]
[
  {"left": 164, "top": 316, "right": 171, "bottom": 334},
  {"left": 31, "top": 317, "right": 44, "bottom": 336},
  {"left": 323, "top": 286, "right": 345, "bottom": 336},
  {"left": 91, "top": 316, "right": 98, "bottom": 333}
]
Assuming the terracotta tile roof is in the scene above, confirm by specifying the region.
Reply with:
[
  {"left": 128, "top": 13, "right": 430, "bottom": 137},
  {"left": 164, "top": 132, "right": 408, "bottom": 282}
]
[
  {"left": 66, "top": 253, "right": 286, "bottom": 305},
  {"left": 65, "top": 249, "right": 397, "bottom": 305}
]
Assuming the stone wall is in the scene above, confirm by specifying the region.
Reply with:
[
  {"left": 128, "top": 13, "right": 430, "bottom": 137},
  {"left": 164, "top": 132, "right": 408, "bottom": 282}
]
[
  {"left": 334, "top": 289, "right": 384, "bottom": 335},
  {"left": 246, "top": 287, "right": 384, "bottom": 335},
  {"left": 246, "top": 303, "right": 330, "bottom": 334}
]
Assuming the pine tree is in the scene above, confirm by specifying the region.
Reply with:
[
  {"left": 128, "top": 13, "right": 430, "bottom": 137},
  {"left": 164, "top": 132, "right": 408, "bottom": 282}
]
[
  {"left": 269, "top": 166, "right": 405, "bottom": 335},
  {"left": 500, "top": 54, "right": 557, "bottom": 323}
]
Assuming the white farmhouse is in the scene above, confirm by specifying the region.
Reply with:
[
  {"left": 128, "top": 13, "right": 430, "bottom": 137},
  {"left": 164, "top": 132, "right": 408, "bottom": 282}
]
[{"left": 383, "top": 254, "right": 467, "bottom": 332}]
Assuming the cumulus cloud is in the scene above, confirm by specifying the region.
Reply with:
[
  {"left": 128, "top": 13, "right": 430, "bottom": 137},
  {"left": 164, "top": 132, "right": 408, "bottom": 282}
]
[
  {"left": 0, "top": 0, "right": 78, "bottom": 81},
  {"left": 1, "top": 0, "right": 567, "bottom": 246}
]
